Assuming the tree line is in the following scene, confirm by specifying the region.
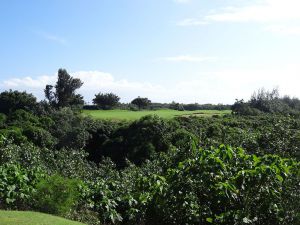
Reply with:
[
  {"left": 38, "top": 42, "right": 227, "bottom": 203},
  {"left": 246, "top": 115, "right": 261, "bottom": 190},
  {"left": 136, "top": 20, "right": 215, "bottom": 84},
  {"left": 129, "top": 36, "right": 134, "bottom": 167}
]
[{"left": 43, "top": 68, "right": 229, "bottom": 111}]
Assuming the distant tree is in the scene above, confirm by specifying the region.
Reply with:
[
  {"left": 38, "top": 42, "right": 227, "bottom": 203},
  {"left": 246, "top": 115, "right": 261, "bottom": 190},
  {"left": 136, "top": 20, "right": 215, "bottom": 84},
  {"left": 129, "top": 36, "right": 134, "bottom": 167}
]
[
  {"left": 231, "top": 99, "right": 261, "bottom": 116},
  {"left": 131, "top": 97, "right": 151, "bottom": 110},
  {"left": 249, "top": 88, "right": 281, "bottom": 113},
  {"left": 231, "top": 88, "right": 300, "bottom": 116},
  {"left": 93, "top": 92, "right": 120, "bottom": 110},
  {"left": 0, "top": 90, "right": 37, "bottom": 114},
  {"left": 44, "top": 69, "right": 84, "bottom": 108},
  {"left": 169, "top": 101, "right": 185, "bottom": 111}
]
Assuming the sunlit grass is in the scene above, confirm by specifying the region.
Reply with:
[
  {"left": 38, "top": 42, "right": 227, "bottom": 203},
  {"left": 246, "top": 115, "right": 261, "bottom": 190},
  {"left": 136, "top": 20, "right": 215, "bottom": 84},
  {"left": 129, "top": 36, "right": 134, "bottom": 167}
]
[
  {"left": 83, "top": 109, "right": 231, "bottom": 120},
  {"left": 0, "top": 211, "right": 85, "bottom": 225}
]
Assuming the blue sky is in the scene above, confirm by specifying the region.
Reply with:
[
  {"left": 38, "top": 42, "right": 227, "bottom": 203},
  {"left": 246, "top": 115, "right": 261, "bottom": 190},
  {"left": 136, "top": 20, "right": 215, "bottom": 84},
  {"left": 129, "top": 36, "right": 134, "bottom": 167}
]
[{"left": 1, "top": 0, "right": 300, "bottom": 104}]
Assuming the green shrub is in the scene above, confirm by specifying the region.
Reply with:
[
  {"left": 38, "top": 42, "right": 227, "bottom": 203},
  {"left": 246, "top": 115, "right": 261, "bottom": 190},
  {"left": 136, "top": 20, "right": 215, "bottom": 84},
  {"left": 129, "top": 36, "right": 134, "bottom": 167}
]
[
  {"left": 0, "top": 127, "right": 27, "bottom": 145},
  {"left": 0, "top": 164, "right": 43, "bottom": 209},
  {"left": 34, "top": 174, "right": 80, "bottom": 215}
]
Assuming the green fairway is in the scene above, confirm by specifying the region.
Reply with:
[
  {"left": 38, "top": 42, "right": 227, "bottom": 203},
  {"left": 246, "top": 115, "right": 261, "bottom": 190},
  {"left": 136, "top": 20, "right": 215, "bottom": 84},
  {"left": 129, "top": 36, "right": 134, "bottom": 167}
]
[
  {"left": 0, "top": 211, "right": 86, "bottom": 225},
  {"left": 83, "top": 109, "right": 231, "bottom": 120}
]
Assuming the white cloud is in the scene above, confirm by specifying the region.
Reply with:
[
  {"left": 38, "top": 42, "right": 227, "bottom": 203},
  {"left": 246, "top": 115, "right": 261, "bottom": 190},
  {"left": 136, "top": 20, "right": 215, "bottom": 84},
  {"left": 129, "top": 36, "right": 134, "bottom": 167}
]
[
  {"left": 0, "top": 71, "right": 165, "bottom": 103},
  {"left": 160, "top": 55, "right": 217, "bottom": 62},
  {"left": 1, "top": 66, "right": 300, "bottom": 104},
  {"left": 178, "top": 0, "right": 300, "bottom": 28}
]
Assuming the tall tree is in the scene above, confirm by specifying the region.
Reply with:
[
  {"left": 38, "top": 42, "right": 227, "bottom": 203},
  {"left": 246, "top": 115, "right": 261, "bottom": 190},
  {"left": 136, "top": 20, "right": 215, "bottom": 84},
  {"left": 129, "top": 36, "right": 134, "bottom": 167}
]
[{"left": 45, "top": 69, "right": 84, "bottom": 108}]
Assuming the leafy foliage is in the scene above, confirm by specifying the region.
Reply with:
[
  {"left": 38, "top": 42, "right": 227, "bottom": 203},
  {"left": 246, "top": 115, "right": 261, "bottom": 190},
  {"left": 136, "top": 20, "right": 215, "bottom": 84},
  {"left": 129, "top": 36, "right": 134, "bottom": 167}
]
[
  {"left": 79, "top": 146, "right": 299, "bottom": 225},
  {"left": 0, "top": 164, "right": 43, "bottom": 209},
  {"left": 34, "top": 174, "right": 80, "bottom": 215}
]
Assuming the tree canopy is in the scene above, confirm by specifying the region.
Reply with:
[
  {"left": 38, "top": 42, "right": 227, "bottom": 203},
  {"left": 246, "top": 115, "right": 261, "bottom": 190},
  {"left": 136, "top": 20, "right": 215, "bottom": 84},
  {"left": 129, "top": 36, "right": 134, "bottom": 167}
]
[
  {"left": 0, "top": 90, "right": 37, "bottom": 114},
  {"left": 93, "top": 92, "right": 120, "bottom": 110},
  {"left": 131, "top": 96, "right": 151, "bottom": 110}
]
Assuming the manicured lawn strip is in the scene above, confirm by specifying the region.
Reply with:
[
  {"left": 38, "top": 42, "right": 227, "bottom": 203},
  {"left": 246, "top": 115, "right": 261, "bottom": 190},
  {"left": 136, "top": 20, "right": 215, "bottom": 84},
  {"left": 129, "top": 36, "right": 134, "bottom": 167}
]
[
  {"left": 0, "top": 210, "right": 86, "bottom": 225},
  {"left": 83, "top": 109, "right": 231, "bottom": 120}
]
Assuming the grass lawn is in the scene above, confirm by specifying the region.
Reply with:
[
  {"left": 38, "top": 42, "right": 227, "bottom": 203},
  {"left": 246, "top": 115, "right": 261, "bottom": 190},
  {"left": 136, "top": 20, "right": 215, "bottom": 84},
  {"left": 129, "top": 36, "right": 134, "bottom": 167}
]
[
  {"left": 0, "top": 211, "right": 86, "bottom": 225},
  {"left": 83, "top": 109, "right": 231, "bottom": 120}
]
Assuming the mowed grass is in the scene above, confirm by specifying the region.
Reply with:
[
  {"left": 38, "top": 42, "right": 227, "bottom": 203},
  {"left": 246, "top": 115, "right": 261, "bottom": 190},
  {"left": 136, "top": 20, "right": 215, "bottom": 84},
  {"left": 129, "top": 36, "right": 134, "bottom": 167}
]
[
  {"left": 83, "top": 109, "right": 231, "bottom": 120},
  {"left": 0, "top": 211, "right": 86, "bottom": 225}
]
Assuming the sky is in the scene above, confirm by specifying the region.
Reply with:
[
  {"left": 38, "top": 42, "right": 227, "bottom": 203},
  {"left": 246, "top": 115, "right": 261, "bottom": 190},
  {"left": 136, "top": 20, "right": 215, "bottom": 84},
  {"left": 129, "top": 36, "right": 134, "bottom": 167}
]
[{"left": 1, "top": 0, "right": 300, "bottom": 104}]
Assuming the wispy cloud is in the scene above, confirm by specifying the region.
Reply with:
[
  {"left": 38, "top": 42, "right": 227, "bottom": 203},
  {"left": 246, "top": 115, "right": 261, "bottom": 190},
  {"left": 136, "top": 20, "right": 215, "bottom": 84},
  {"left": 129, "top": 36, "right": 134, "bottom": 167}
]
[
  {"left": 204, "top": 0, "right": 300, "bottom": 23},
  {"left": 35, "top": 31, "right": 68, "bottom": 45},
  {"left": 265, "top": 25, "right": 300, "bottom": 35},
  {"left": 178, "top": 0, "right": 300, "bottom": 28},
  {"left": 160, "top": 55, "right": 217, "bottom": 63}
]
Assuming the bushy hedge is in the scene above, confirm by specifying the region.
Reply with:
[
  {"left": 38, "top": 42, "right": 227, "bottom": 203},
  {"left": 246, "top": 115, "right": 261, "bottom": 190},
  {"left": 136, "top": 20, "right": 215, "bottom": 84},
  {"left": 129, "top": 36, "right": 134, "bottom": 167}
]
[
  {"left": 79, "top": 145, "right": 299, "bottom": 225},
  {"left": 34, "top": 174, "right": 80, "bottom": 215}
]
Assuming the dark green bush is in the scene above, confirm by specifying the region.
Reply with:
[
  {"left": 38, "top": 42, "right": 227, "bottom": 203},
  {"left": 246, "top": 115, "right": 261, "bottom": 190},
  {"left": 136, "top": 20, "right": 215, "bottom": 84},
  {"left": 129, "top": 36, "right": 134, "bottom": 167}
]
[
  {"left": 0, "top": 90, "right": 37, "bottom": 114},
  {"left": 0, "top": 113, "right": 7, "bottom": 128},
  {"left": 23, "top": 125, "right": 57, "bottom": 148},
  {"left": 34, "top": 174, "right": 80, "bottom": 215},
  {"left": 101, "top": 115, "right": 174, "bottom": 166}
]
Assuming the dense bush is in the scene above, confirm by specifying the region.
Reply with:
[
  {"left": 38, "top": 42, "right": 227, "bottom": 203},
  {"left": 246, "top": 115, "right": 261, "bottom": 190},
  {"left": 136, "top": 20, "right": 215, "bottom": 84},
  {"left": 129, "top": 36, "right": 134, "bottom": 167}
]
[
  {"left": 175, "top": 115, "right": 300, "bottom": 160},
  {"left": 145, "top": 146, "right": 299, "bottom": 225},
  {"left": 100, "top": 115, "right": 176, "bottom": 166},
  {"left": 79, "top": 145, "right": 299, "bottom": 225},
  {"left": 34, "top": 174, "right": 80, "bottom": 215},
  {"left": 0, "top": 90, "right": 37, "bottom": 114},
  {"left": 0, "top": 113, "right": 7, "bottom": 127},
  {"left": 23, "top": 125, "right": 57, "bottom": 148},
  {"left": 48, "top": 108, "right": 91, "bottom": 149},
  {"left": 0, "top": 138, "right": 98, "bottom": 181}
]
